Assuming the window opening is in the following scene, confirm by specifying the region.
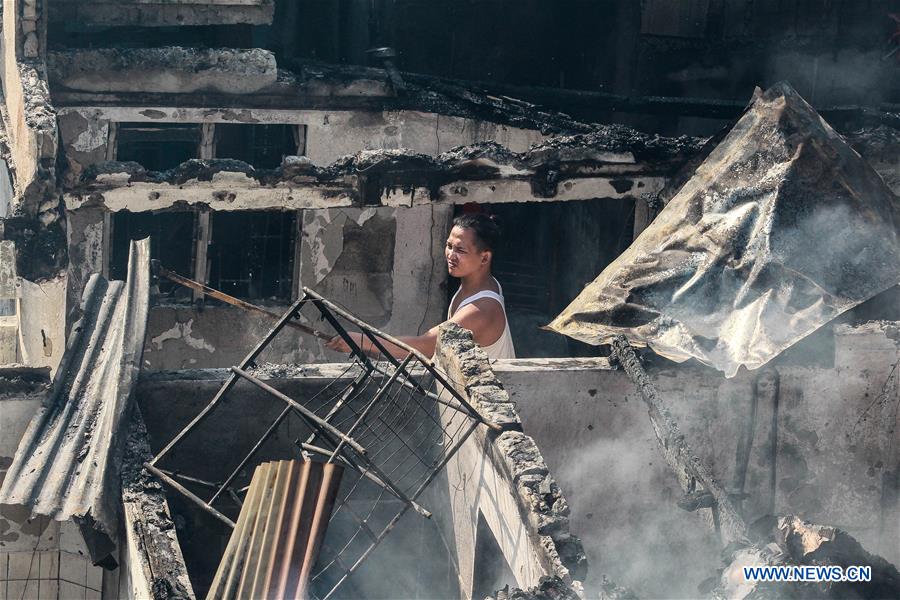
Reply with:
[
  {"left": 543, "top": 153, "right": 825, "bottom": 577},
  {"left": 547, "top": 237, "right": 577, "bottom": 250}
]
[
  {"left": 213, "top": 124, "right": 300, "bottom": 169},
  {"left": 116, "top": 123, "right": 201, "bottom": 171},
  {"left": 207, "top": 211, "right": 295, "bottom": 302},
  {"left": 110, "top": 210, "right": 196, "bottom": 300}
]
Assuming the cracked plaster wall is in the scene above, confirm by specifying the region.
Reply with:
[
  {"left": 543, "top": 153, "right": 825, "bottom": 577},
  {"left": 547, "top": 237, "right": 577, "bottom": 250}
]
[{"left": 495, "top": 322, "right": 900, "bottom": 598}]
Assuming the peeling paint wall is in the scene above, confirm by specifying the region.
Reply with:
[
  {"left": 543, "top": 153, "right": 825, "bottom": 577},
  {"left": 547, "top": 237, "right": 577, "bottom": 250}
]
[
  {"left": 17, "top": 274, "right": 66, "bottom": 373},
  {"left": 139, "top": 204, "right": 450, "bottom": 370}
]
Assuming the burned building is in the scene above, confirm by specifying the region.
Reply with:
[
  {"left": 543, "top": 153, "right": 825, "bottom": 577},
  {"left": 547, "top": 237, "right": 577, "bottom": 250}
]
[{"left": 0, "top": 1, "right": 899, "bottom": 599}]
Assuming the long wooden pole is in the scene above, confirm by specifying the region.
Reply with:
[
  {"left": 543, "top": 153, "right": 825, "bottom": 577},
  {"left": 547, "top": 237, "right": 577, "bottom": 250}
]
[
  {"left": 610, "top": 335, "right": 748, "bottom": 547},
  {"left": 154, "top": 263, "right": 333, "bottom": 341}
]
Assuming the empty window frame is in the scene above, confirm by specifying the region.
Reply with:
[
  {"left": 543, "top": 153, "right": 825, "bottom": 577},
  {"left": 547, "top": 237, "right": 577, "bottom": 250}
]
[
  {"left": 116, "top": 123, "right": 201, "bottom": 171},
  {"left": 207, "top": 211, "right": 295, "bottom": 301},
  {"left": 110, "top": 210, "right": 196, "bottom": 300},
  {"left": 213, "top": 124, "right": 302, "bottom": 169}
]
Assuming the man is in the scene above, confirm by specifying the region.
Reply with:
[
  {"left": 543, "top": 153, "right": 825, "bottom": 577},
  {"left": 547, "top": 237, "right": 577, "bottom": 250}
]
[{"left": 326, "top": 213, "right": 515, "bottom": 360}]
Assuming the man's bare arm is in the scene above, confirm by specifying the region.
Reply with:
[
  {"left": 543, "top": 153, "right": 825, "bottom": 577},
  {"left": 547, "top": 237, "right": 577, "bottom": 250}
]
[{"left": 325, "top": 299, "right": 503, "bottom": 359}]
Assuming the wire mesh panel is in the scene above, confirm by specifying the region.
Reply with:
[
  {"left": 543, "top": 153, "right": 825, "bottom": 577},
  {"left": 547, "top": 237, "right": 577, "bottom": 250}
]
[{"left": 146, "top": 287, "right": 491, "bottom": 600}]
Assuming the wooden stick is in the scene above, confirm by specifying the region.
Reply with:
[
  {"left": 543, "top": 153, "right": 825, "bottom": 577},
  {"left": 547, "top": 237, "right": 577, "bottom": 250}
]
[
  {"left": 155, "top": 264, "right": 333, "bottom": 341},
  {"left": 610, "top": 335, "right": 748, "bottom": 547}
]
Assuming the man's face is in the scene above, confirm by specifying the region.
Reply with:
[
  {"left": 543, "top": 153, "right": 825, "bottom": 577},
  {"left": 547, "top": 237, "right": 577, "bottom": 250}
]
[{"left": 445, "top": 226, "right": 489, "bottom": 278}]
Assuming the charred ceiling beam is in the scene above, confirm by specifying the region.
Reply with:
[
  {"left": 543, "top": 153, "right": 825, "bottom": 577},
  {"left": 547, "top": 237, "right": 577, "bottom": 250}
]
[
  {"left": 415, "top": 76, "right": 900, "bottom": 130},
  {"left": 62, "top": 143, "right": 686, "bottom": 213}
]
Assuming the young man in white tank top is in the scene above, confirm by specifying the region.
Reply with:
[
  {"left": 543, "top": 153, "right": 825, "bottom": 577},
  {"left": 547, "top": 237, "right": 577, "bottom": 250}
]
[{"left": 326, "top": 213, "right": 516, "bottom": 360}]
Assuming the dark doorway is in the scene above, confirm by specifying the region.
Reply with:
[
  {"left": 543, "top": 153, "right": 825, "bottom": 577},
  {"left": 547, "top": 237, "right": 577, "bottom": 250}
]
[{"left": 452, "top": 199, "right": 635, "bottom": 358}]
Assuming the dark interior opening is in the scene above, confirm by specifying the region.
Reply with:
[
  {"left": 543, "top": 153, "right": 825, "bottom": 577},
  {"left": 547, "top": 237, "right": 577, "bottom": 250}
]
[
  {"left": 116, "top": 123, "right": 201, "bottom": 172},
  {"left": 472, "top": 511, "right": 516, "bottom": 600},
  {"left": 110, "top": 210, "right": 195, "bottom": 300},
  {"left": 207, "top": 211, "right": 295, "bottom": 302},
  {"left": 451, "top": 199, "right": 636, "bottom": 358},
  {"left": 214, "top": 124, "right": 300, "bottom": 169}
]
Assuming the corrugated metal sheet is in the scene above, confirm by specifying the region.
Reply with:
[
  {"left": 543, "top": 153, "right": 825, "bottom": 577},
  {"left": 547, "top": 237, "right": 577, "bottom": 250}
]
[
  {"left": 207, "top": 459, "right": 344, "bottom": 600},
  {"left": 0, "top": 238, "right": 150, "bottom": 567}
]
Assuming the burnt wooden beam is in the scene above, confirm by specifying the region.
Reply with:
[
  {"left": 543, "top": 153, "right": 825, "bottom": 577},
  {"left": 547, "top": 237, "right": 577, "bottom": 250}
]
[{"left": 610, "top": 335, "right": 748, "bottom": 547}]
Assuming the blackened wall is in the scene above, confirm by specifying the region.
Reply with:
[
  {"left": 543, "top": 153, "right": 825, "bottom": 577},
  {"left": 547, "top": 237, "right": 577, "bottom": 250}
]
[{"left": 270, "top": 0, "right": 900, "bottom": 136}]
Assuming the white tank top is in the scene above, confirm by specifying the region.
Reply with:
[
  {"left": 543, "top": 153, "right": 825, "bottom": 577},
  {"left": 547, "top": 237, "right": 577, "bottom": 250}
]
[{"left": 448, "top": 279, "right": 516, "bottom": 360}]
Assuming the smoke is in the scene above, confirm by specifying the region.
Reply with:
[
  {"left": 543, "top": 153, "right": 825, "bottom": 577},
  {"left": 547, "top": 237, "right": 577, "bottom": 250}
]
[
  {"left": 513, "top": 329, "right": 899, "bottom": 599},
  {"left": 552, "top": 398, "right": 722, "bottom": 599}
]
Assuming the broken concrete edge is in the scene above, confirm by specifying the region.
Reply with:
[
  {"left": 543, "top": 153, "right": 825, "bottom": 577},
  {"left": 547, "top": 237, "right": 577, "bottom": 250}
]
[
  {"left": 65, "top": 134, "right": 694, "bottom": 213},
  {"left": 434, "top": 322, "right": 588, "bottom": 587},
  {"left": 73, "top": 125, "right": 701, "bottom": 185},
  {"left": 0, "top": 365, "right": 50, "bottom": 396},
  {"left": 50, "top": 0, "right": 275, "bottom": 28},
  {"left": 16, "top": 0, "right": 46, "bottom": 61},
  {"left": 4, "top": 59, "right": 60, "bottom": 219},
  {"left": 485, "top": 575, "right": 585, "bottom": 600},
  {"left": 121, "top": 405, "right": 195, "bottom": 600},
  {"left": 48, "top": 47, "right": 278, "bottom": 95}
]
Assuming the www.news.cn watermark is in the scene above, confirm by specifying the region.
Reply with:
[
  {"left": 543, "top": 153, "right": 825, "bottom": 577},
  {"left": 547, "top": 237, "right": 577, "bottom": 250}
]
[{"left": 744, "top": 565, "right": 872, "bottom": 583}]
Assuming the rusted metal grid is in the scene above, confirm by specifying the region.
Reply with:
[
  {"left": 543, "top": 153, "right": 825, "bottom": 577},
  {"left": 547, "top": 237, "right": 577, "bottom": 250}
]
[{"left": 146, "top": 286, "right": 492, "bottom": 599}]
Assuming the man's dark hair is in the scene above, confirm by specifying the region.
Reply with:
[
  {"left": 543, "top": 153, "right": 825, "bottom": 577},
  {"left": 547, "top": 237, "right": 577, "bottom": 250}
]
[{"left": 452, "top": 213, "right": 501, "bottom": 252}]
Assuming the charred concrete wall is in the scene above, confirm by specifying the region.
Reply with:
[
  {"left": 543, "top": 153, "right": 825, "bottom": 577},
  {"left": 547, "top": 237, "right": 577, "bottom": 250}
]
[
  {"left": 1, "top": 0, "right": 58, "bottom": 219},
  {"left": 493, "top": 321, "right": 900, "bottom": 598},
  {"left": 51, "top": 0, "right": 275, "bottom": 28},
  {"left": 431, "top": 323, "right": 586, "bottom": 598},
  {"left": 55, "top": 105, "right": 545, "bottom": 180},
  {"left": 56, "top": 100, "right": 547, "bottom": 370}
]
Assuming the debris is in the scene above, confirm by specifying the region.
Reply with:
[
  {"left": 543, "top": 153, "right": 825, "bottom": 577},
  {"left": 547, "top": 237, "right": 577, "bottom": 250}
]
[
  {"left": 485, "top": 576, "right": 583, "bottom": 600},
  {"left": 714, "top": 515, "right": 900, "bottom": 599},
  {"left": 121, "top": 408, "right": 194, "bottom": 599},
  {"left": 146, "top": 288, "right": 490, "bottom": 598},
  {"left": 609, "top": 335, "right": 748, "bottom": 546}
]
